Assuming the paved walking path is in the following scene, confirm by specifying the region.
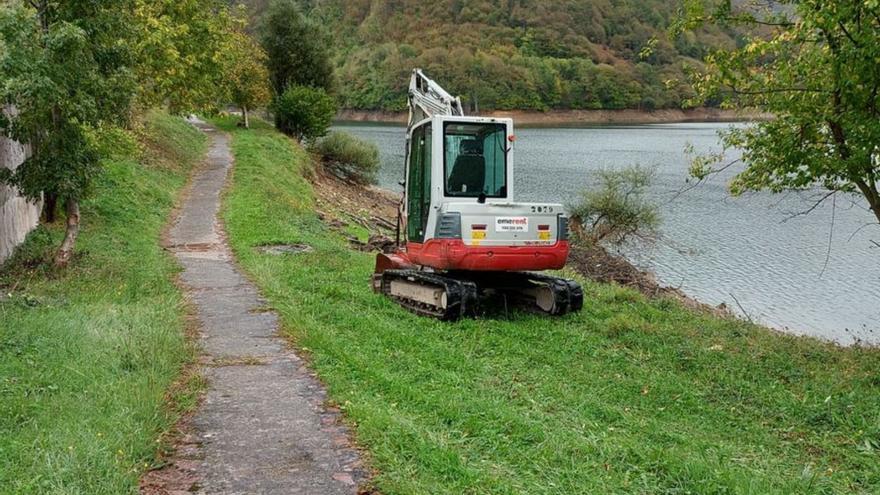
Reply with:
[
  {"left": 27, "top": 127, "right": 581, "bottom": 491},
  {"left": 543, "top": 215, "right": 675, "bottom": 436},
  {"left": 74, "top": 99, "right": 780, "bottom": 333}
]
[{"left": 144, "top": 121, "right": 363, "bottom": 494}]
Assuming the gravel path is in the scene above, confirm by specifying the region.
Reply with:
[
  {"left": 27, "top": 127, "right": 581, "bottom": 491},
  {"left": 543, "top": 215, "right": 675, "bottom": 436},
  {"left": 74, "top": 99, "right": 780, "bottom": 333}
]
[{"left": 143, "top": 120, "right": 364, "bottom": 495}]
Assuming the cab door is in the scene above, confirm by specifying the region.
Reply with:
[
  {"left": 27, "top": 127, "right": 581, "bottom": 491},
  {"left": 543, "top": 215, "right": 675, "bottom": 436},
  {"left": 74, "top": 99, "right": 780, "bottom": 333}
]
[{"left": 406, "top": 123, "right": 432, "bottom": 243}]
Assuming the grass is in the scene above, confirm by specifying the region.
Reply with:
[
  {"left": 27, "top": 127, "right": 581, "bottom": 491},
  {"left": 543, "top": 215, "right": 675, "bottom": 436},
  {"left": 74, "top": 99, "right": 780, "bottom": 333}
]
[
  {"left": 218, "top": 117, "right": 880, "bottom": 494},
  {"left": 0, "top": 110, "right": 206, "bottom": 494}
]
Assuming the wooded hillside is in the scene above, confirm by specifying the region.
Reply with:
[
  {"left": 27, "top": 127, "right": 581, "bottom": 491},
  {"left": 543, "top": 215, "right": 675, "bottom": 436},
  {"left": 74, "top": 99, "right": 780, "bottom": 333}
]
[{"left": 245, "top": 0, "right": 740, "bottom": 111}]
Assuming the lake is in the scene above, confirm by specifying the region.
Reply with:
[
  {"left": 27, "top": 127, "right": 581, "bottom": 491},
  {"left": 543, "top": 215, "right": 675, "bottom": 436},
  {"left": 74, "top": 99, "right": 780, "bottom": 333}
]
[{"left": 334, "top": 122, "right": 880, "bottom": 345}]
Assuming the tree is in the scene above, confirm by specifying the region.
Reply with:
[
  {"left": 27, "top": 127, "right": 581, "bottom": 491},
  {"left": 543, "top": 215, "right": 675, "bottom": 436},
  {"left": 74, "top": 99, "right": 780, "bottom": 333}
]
[
  {"left": 222, "top": 17, "right": 271, "bottom": 129},
  {"left": 259, "top": 0, "right": 334, "bottom": 96},
  {"left": 0, "top": 1, "right": 138, "bottom": 266},
  {"left": 568, "top": 165, "right": 660, "bottom": 247},
  {"left": 679, "top": 0, "right": 880, "bottom": 225},
  {"left": 0, "top": 0, "right": 235, "bottom": 266},
  {"left": 273, "top": 85, "right": 337, "bottom": 142},
  {"left": 133, "top": 0, "right": 235, "bottom": 114}
]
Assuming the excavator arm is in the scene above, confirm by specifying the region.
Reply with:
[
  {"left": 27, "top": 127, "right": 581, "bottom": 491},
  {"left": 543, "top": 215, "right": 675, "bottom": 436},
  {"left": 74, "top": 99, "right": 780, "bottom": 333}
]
[{"left": 408, "top": 69, "right": 464, "bottom": 130}]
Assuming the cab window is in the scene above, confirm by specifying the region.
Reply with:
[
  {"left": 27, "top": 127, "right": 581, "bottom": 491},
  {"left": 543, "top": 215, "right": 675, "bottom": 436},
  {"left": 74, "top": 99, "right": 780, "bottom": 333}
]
[
  {"left": 406, "top": 123, "right": 432, "bottom": 242},
  {"left": 443, "top": 122, "right": 507, "bottom": 198}
]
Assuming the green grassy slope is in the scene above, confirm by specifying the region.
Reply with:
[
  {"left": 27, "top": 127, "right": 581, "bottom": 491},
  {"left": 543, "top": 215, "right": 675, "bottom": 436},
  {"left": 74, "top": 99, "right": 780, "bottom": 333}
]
[
  {"left": 0, "top": 112, "right": 206, "bottom": 494},
  {"left": 219, "top": 119, "right": 880, "bottom": 494}
]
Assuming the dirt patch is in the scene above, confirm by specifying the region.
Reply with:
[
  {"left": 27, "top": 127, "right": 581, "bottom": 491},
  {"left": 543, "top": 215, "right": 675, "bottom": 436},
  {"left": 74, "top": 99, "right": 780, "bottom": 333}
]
[
  {"left": 313, "top": 169, "right": 398, "bottom": 225},
  {"left": 567, "top": 244, "right": 662, "bottom": 295},
  {"left": 312, "top": 169, "right": 399, "bottom": 250},
  {"left": 139, "top": 415, "right": 203, "bottom": 495}
]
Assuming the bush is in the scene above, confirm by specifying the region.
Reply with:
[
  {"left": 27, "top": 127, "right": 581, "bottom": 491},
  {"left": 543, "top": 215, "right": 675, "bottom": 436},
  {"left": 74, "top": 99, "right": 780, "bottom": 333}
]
[
  {"left": 273, "top": 85, "right": 337, "bottom": 141},
  {"left": 568, "top": 165, "right": 660, "bottom": 246},
  {"left": 310, "top": 131, "right": 380, "bottom": 184}
]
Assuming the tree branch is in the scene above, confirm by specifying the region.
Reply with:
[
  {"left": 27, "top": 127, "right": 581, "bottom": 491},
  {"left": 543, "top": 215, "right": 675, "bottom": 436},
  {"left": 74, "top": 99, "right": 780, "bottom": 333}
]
[
  {"left": 666, "top": 157, "right": 741, "bottom": 204},
  {"left": 837, "top": 21, "right": 861, "bottom": 47},
  {"left": 846, "top": 222, "right": 880, "bottom": 242},
  {"left": 782, "top": 190, "right": 836, "bottom": 222},
  {"left": 818, "top": 193, "right": 836, "bottom": 278},
  {"left": 854, "top": 178, "right": 880, "bottom": 224},
  {"left": 728, "top": 292, "right": 754, "bottom": 323}
]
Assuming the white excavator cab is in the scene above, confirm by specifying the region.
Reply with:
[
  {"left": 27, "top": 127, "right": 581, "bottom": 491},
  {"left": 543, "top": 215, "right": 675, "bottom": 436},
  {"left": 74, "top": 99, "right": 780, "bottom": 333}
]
[
  {"left": 404, "top": 116, "right": 512, "bottom": 242},
  {"left": 404, "top": 114, "right": 566, "bottom": 251}
]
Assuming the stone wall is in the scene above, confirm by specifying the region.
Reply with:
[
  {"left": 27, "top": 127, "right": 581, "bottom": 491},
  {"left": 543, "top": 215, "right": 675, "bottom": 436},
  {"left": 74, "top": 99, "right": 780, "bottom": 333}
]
[{"left": 0, "top": 123, "right": 41, "bottom": 265}]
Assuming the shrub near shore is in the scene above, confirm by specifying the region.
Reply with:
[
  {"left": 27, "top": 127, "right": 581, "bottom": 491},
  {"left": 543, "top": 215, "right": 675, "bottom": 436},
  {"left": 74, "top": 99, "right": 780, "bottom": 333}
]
[
  {"left": 310, "top": 131, "right": 380, "bottom": 185},
  {"left": 218, "top": 116, "right": 880, "bottom": 495}
]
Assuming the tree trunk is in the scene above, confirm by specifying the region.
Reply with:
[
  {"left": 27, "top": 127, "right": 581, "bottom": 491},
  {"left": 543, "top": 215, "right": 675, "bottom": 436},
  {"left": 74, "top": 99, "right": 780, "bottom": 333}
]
[
  {"left": 855, "top": 180, "right": 880, "bottom": 224},
  {"left": 43, "top": 192, "right": 57, "bottom": 223},
  {"left": 54, "top": 198, "right": 80, "bottom": 267},
  {"left": 242, "top": 106, "right": 250, "bottom": 129}
]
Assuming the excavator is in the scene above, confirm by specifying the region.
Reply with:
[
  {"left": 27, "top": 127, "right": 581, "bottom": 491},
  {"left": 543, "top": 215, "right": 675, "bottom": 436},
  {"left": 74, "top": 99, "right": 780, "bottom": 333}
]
[{"left": 372, "top": 69, "right": 583, "bottom": 320}]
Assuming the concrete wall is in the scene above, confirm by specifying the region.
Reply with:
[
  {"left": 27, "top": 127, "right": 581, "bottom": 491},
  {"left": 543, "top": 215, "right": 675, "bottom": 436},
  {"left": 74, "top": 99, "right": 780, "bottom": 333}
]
[{"left": 0, "top": 121, "right": 41, "bottom": 265}]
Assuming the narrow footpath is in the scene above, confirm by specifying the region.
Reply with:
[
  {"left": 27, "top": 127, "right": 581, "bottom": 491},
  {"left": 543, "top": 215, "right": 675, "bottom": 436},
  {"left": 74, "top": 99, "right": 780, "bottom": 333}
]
[{"left": 143, "top": 120, "right": 364, "bottom": 494}]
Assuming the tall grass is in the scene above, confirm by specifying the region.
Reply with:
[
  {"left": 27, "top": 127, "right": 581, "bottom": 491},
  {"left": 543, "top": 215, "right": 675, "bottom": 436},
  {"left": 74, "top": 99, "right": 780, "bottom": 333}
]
[
  {"left": 217, "top": 116, "right": 880, "bottom": 495},
  {"left": 0, "top": 111, "right": 206, "bottom": 494}
]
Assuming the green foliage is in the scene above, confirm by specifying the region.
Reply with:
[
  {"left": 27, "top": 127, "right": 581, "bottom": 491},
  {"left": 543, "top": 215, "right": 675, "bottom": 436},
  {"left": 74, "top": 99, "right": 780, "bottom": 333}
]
[
  {"left": 219, "top": 120, "right": 880, "bottom": 494},
  {"left": 568, "top": 165, "right": 660, "bottom": 246},
  {"left": 0, "top": 111, "right": 205, "bottom": 493},
  {"left": 309, "top": 131, "right": 380, "bottom": 184},
  {"left": 242, "top": 0, "right": 743, "bottom": 111},
  {"left": 259, "top": 0, "right": 334, "bottom": 95},
  {"left": 221, "top": 10, "right": 271, "bottom": 127},
  {"left": 681, "top": 0, "right": 880, "bottom": 224},
  {"left": 0, "top": 0, "right": 239, "bottom": 263},
  {"left": 272, "top": 85, "right": 337, "bottom": 141},
  {"left": 133, "top": 0, "right": 236, "bottom": 114},
  {"left": 0, "top": 1, "right": 135, "bottom": 202}
]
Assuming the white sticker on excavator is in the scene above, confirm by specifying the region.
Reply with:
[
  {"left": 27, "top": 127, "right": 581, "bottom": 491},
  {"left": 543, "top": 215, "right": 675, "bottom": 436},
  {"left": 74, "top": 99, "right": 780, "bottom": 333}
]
[{"left": 495, "top": 217, "right": 528, "bottom": 232}]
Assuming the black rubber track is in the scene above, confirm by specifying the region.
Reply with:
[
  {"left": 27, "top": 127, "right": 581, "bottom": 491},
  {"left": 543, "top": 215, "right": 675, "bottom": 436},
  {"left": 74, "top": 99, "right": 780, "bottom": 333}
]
[
  {"left": 379, "top": 270, "right": 583, "bottom": 320},
  {"left": 380, "top": 269, "right": 479, "bottom": 321}
]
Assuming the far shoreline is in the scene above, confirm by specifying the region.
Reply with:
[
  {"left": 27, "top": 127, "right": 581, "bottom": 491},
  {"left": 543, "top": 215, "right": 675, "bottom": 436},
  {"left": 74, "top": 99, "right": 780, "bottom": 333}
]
[{"left": 335, "top": 107, "right": 771, "bottom": 127}]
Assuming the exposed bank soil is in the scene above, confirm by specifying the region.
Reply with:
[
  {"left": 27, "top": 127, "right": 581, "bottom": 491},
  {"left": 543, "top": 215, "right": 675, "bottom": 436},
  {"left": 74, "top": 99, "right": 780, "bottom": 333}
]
[
  {"left": 312, "top": 169, "right": 400, "bottom": 251},
  {"left": 312, "top": 171, "right": 729, "bottom": 317},
  {"left": 566, "top": 244, "right": 729, "bottom": 316},
  {"left": 336, "top": 107, "right": 771, "bottom": 126}
]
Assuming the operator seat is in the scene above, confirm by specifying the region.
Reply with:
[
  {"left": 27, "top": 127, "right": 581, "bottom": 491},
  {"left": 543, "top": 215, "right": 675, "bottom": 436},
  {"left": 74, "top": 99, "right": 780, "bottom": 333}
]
[{"left": 447, "top": 139, "right": 485, "bottom": 194}]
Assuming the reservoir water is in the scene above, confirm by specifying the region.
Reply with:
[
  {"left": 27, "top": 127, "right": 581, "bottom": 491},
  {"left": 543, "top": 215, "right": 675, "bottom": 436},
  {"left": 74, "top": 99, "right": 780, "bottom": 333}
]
[{"left": 334, "top": 122, "right": 880, "bottom": 345}]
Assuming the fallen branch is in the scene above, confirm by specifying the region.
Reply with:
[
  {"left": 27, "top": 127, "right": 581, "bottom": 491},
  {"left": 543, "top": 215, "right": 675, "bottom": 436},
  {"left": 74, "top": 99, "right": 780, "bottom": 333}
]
[{"left": 729, "top": 292, "right": 753, "bottom": 323}]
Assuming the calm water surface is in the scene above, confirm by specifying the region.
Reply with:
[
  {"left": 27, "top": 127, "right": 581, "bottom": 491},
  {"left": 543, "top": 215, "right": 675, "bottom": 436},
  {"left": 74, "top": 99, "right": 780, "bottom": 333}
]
[{"left": 335, "top": 122, "right": 880, "bottom": 344}]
